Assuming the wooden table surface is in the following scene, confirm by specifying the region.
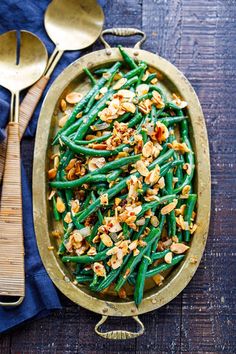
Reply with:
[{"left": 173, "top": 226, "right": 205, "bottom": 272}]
[{"left": 1, "top": 0, "right": 236, "bottom": 353}]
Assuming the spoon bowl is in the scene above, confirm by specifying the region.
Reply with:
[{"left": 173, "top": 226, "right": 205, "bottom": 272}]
[{"left": 45, "top": 0, "right": 104, "bottom": 51}]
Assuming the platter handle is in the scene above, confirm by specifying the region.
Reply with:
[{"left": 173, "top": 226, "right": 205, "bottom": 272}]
[
  {"left": 94, "top": 315, "right": 145, "bottom": 340},
  {"left": 100, "top": 28, "right": 146, "bottom": 52}
]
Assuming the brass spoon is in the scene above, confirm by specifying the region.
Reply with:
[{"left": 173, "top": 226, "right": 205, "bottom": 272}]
[
  {"left": 0, "top": 30, "right": 47, "bottom": 306},
  {"left": 19, "top": 0, "right": 104, "bottom": 137}
]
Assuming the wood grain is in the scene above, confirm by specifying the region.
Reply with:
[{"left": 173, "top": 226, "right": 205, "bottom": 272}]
[{"left": 1, "top": 0, "right": 236, "bottom": 352}]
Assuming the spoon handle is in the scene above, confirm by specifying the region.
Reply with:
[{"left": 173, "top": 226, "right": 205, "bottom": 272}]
[{"left": 0, "top": 122, "right": 25, "bottom": 302}]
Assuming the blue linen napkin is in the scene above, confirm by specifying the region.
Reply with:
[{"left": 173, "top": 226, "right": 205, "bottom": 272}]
[{"left": 0, "top": 0, "right": 105, "bottom": 333}]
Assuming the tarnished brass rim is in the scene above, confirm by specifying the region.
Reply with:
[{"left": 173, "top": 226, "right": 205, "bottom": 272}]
[{"left": 33, "top": 48, "right": 211, "bottom": 317}]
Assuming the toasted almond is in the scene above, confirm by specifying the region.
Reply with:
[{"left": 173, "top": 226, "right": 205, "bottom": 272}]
[
  {"left": 161, "top": 199, "right": 178, "bottom": 215},
  {"left": 117, "top": 89, "right": 135, "bottom": 101},
  {"left": 129, "top": 240, "right": 138, "bottom": 251},
  {"left": 60, "top": 99, "right": 67, "bottom": 112},
  {"left": 133, "top": 248, "right": 140, "bottom": 256},
  {"left": 64, "top": 212, "right": 72, "bottom": 224},
  {"left": 152, "top": 274, "right": 164, "bottom": 285},
  {"left": 115, "top": 198, "right": 122, "bottom": 206},
  {"left": 76, "top": 112, "right": 83, "bottom": 119},
  {"left": 136, "top": 217, "right": 146, "bottom": 226},
  {"left": 93, "top": 262, "right": 106, "bottom": 277},
  {"left": 152, "top": 122, "right": 169, "bottom": 142},
  {"left": 152, "top": 90, "right": 164, "bottom": 108},
  {"left": 170, "top": 243, "right": 189, "bottom": 254},
  {"left": 121, "top": 101, "right": 136, "bottom": 113},
  {"left": 176, "top": 215, "right": 186, "bottom": 230},
  {"left": 65, "top": 158, "right": 77, "bottom": 171},
  {"left": 66, "top": 92, "right": 83, "bottom": 104},
  {"left": 190, "top": 224, "right": 198, "bottom": 234},
  {"left": 71, "top": 199, "right": 80, "bottom": 214},
  {"left": 141, "top": 70, "right": 150, "bottom": 82},
  {"left": 182, "top": 185, "right": 191, "bottom": 197},
  {"left": 88, "top": 157, "right": 106, "bottom": 172},
  {"left": 101, "top": 233, "right": 113, "bottom": 247},
  {"left": 110, "top": 255, "right": 122, "bottom": 269},
  {"left": 136, "top": 84, "right": 149, "bottom": 97},
  {"left": 102, "top": 72, "right": 111, "bottom": 79},
  {"left": 51, "top": 230, "right": 61, "bottom": 238},
  {"left": 113, "top": 77, "right": 127, "bottom": 90},
  {"left": 183, "top": 163, "right": 191, "bottom": 175},
  {"left": 150, "top": 215, "right": 159, "bottom": 227},
  {"left": 172, "top": 236, "right": 179, "bottom": 243},
  {"left": 48, "top": 168, "right": 57, "bottom": 180},
  {"left": 175, "top": 204, "right": 186, "bottom": 216},
  {"left": 106, "top": 246, "right": 119, "bottom": 256},
  {"left": 87, "top": 247, "right": 97, "bottom": 256},
  {"left": 168, "top": 140, "right": 190, "bottom": 153},
  {"left": 118, "top": 288, "right": 127, "bottom": 299},
  {"left": 100, "top": 86, "right": 108, "bottom": 94},
  {"left": 151, "top": 78, "right": 158, "bottom": 84},
  {"left": 136, "top": 160, "right": 149, "bottom": 177},
  {"left": 190, "top": 255, "right": 198, "bottom": 264},
  {"left": 56, "top": 196, "right": 66, "bottom": 213},
  {"left": 158, "top": 176, "right": 165, "bottom": 189},
  {"left": 67, "top": 167, "right": 76, "bottom": 181},
  {"left": 164, "top": 252, "right": 173, "bottom": 264},
  {"left": 53, "top": 155, "right": 60, "bottom": 169},
  {"left": 145, "top": 165, "right": 160, "bottom": 185},
  {"left": 142, "top": 141, "right": 154, "bottom": 158},
  {"left": 171, "top": 93, "right": 188, "bottom": 109},
  {"left": 48, "top": 190, "right": 56, "bottom": 200},
  {"left": 48, "top": 246, "right": 54, "bottom": 251},
  {"left": 100, "top": 193, "right": 109, "bottom": 206},
  {"left": 58, "top": 114, "right": 68, "bottom": 128}
]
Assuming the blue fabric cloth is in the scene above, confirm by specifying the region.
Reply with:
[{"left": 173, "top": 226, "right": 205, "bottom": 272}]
[{"left": 0, "top": 0, "right": 105, "bottom": 333}]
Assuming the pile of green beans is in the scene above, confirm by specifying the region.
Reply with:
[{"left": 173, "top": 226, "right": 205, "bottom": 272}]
[{"left": 49, "top": 46, "right": 197, "bottom": 306}]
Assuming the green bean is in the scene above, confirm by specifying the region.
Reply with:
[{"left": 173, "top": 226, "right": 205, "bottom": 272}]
[
  {"left": 145, "top": 255, "right": 185, "bottom": 278},
  {"left": 118, "top": 45, "right": 138, "bottom": 69},
  {"left": 61, "top": 135, "right": 120, "bottom": 157},
  {"left": 127, "top": 111, "right": 143, "bottom": 128},
  {"left": 150, "top": 215, "right": 166, "bottom": 259},
  {"left": 165, "top": 170, "right": 176, "bottom": 237},
  {"left": 62, "top": 247, "right": 111, "bottom": 264},
  {"left": 76, "top": 275, "right": 93, "bottom": 283},
  {"left": 141, "top": 129, "right": 148, "bottom": 144},
  {"left": 144, "top": 73, "right": 157, "bottom": 84},
  {"left": 74, "top": 133, "right": 111, "bottom": 145},
  {"left": 137, "top": 194, "right": 176, "bottom": 219},
  {"left": 91, "top": 192, "right": 103, "bottom": 224},
  {"left": 58, "top": 223, "right": 73, "bottom": 255},
  {"left": 107, "top": 169, "right": 123, "bottom": 183},
  {"left": 83, "top": 67, "right": 97, "bottom": 86},
  {"left": 52, "top": 196, "right": 61, "bottom": 221},
  {"left": 93, "top": 67, "right": 111, "bottom": 75},
  {"left": 183, "top": 194, "right": 197, "bottom": 242},
  {"left": 151, "top": 249, "right": 170, "bottom": 261},
  {"left": 160, "top": 116, "right": 188, "bottom": 127}
]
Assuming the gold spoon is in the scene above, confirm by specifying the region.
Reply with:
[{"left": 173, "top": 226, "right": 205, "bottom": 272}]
[
  {"left": 0, "top": 30, "right": 47, "bottom": 306},
  {"left": 19, "top": 0, "right": 104, "bottom": 137}
]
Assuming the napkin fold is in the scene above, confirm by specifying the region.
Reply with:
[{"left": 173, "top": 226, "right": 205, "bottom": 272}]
[{"left": 0, "top": 0, "right": 106, "bottom": 333}]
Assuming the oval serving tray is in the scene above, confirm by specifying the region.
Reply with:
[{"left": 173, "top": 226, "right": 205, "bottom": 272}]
[{"left": 33, "top": 28, "right": 211, "bottom": 339}]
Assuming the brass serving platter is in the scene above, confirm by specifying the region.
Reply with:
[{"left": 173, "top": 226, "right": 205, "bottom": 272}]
[{"left": 33, "top": 29, "right": 211, "bottom": 339}]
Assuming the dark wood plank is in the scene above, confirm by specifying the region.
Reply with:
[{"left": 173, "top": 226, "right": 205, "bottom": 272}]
[{"left": 178, "top": 1, "right": 236, "bottom": 352}]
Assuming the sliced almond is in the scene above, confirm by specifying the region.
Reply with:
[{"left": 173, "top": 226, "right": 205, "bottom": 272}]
[
  {"left": 142, "top": 141, "right": 154, "bottom": 158},
  {"left": 170, "top": 243, "right": 189, "bottom": 254},
  {"left": 100, "top": 86, "right": 108, "bottom": 94},
  {"left": 171, "top": 93, "right": 188, "bottom": 109},
  {"left": 164, "top": 252, "right": 173, "bottom": 264},
  {"left": 48, "top": 190, "right": 56, "bottom": 200},
  {"left": 60, "top": 99, "right": 67, "bottom": 112},
  {"left": 136, "top": 84, "right": 149, "bottom": 97},
  {"left": 88, "top": 157, "right": 106, "bottom": 172},
  {"left": 93, "top": 262, "right": 106, "bottom": 277},
  {"left": 64, "top": 212, "right": 72, "bottom": 224},
  {"left": 71, "top": 199, "right": 80, "bottom": 214},
  {"left": 128, "top": 240, "right": 138, "bottom": 251},
  {"left": 182, "top": 185, "right": 191, "bottom": 197},
  {"left": 51, "top": 230, "right": 61, "bottom": 238},
  {"left": 133, "top": 248, "right": 140, "bottom": 256},
  {"left": 152, "top": 90, "right": 164, "bottom": 108},
  {"left": 161, "top": 199, "right": 178, "bottom": 215},
  {"left": 56, "top": 196, "right": 66, "bottom": 213},
  {"left": 101, "top": 233, "right": 113, "bottom": 247},
  {"left": 183, "top": 163, "right": 191, "bottom": 175},
  {"left": 158, "top": 176, "right": 165, "bottom": 189},
  {"left": 190, "top": 224, "right": 198, "bottom": 234},
  {"left": 76, "top": 112, "right": 83, "bottom": 119},
  {"left": 110, "top": 254, "right": 122, "bottom": 269},
  {"left": 65, "top": 158, "right": 77, "bottom": 171},
  {"left": 48, "top": 168, "right": 57, "bottom": 180},
  {"left": 150, "top": 215, "right": 159, "bottom": 227},
  {"left": 113, "top": 77, "right": 127, "bottom": 90},
  {"left": 58, "top": 114, "right": 68, "bottom": 128},
  {"left": 152, "top": 274, "right": 164, "bottom": 285},
  {"left": 100, "top": 193, "right": 109, "bottom": 206},
  {"left": 136, "top": 160, "right": 149, "bottom": 177},
  {"left": 66, "top": 92, "right": 83, "bottom": 104},
  {"left": 168, "top": 140, "right": 190, "bottom": 153},
  {"left": 121, "top": 101, "right": 136, "bottom": 113}
]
